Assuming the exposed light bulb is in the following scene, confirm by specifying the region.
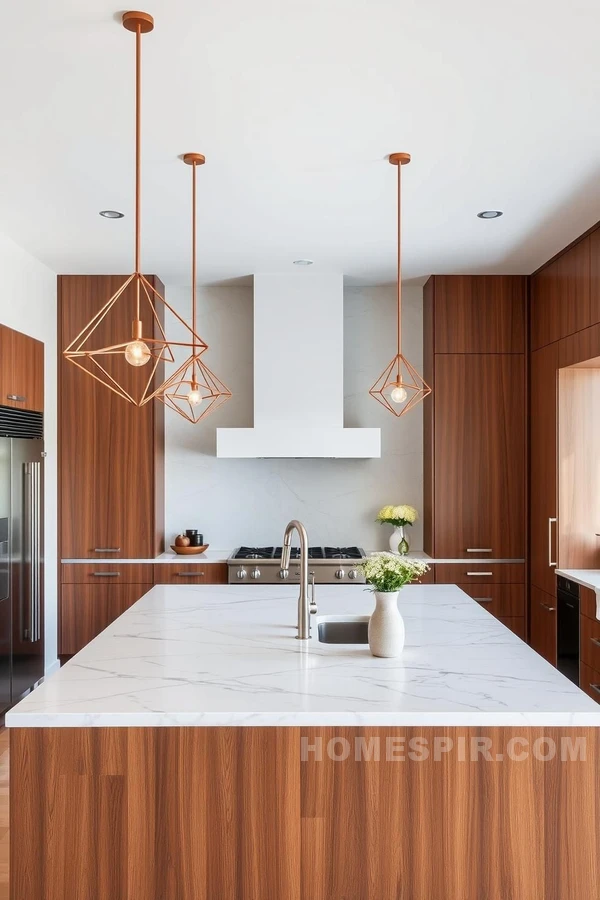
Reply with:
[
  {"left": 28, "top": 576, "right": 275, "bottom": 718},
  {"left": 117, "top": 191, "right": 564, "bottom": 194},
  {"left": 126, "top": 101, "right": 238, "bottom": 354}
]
[
  {"left": 124, "top": 340, "right": 151, "bottom": 367},
  {"left": 188, "top": 387, "right": 203, "bottom": 407},
  {"left": 390, "top": 384, "right": 407, "bottom": 404}
]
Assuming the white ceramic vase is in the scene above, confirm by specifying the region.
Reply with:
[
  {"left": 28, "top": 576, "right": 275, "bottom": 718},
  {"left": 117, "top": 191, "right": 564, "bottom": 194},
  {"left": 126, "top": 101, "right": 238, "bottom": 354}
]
[
  {"left": 388, "top": 525, "right": 409, "bottom": 555},
  {"left": 368, "top": 590, "right": 405, "bottom": 658}
]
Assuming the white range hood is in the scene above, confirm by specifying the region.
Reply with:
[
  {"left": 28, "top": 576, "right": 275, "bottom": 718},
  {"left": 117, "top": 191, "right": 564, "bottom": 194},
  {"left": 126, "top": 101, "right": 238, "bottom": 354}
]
[{"left": 216, "top": 273, "right": 380, "bottom": 458}]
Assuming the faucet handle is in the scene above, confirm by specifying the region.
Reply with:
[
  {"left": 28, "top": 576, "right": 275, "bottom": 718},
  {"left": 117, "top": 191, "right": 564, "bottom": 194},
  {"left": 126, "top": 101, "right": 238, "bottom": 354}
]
[{"left": 309, "top": 572, "right": 318, "bottom": 615}]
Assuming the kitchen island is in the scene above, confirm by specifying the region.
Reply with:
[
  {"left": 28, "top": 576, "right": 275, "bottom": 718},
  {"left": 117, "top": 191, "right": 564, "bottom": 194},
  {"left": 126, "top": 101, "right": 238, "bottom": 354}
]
[{"left": 8, "top": 584, "right": 600, "bottom": 899}]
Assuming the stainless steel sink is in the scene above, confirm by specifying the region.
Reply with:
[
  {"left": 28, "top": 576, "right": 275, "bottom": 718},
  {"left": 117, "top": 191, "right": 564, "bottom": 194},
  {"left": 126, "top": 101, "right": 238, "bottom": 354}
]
[{"left": 317, "top": 617, "right": 369, "bottom": 644}]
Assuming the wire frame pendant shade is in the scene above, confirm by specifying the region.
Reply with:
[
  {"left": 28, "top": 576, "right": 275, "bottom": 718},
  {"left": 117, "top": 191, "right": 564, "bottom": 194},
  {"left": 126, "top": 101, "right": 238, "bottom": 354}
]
[
  {"left": 63, "top": 12, "right": 206, "bottom": 407},
  {"left": 369, "top": 153, "right": 431, "bottom": 417},
  {"left": 156, "top": 154, "right": 232, "bottom": 423}
]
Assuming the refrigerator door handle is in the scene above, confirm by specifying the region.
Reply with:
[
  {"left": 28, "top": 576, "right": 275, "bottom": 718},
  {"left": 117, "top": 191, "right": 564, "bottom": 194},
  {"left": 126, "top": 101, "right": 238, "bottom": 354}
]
[{"left": 23, "top": 462, "right": 41, "bottom": 643}]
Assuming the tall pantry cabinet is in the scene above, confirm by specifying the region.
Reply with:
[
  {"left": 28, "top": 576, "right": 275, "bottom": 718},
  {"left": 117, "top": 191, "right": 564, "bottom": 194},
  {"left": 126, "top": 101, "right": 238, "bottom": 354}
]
[
  {"left": 423, "top": 275, "right": 527, "bottom": 639},
  {"left": 57, "top": 275, "right": 165, "bottom": 657}
]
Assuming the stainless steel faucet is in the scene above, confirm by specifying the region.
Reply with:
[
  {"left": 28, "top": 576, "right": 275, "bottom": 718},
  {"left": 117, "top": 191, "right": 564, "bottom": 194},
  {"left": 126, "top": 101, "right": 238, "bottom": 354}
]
[{"left": 280, "top": 519, "right": 315, "bottom": 639}]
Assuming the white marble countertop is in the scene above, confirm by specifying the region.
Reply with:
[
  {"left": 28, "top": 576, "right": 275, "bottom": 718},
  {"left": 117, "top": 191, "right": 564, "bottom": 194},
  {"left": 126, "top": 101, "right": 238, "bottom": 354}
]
[
  {"left": 556, "top": 569, "right": 600, "bottom": 618},
  {"left": 61, "top": 550, "right": 232, "bottom": 564},
  {"left": 8, "top": 584, "right": 600, "bottom": 728},
  {"left": 61, "top": 550, "right": 525, "bottom": 565}
]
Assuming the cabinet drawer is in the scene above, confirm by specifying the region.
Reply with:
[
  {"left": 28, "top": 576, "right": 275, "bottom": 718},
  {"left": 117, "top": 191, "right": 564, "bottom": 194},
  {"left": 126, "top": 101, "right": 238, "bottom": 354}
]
[
  {"left": 579, "top": 661, "right": 600, "bottom": 704},
  {"left": 153, "top": 563, "right": 228, "bottom": 585},
  {"left": 497, "top": 616, "right": 525, "bottom": 640},
  {"left": 580, "top": 614, "right": 600, "bottom": 671},
  {"left": 61, "top": 563, "right": 154, "bottom": 584},
  {"left": 459, "top": 584, "right": 525, "bottom": 617},
  {"left": 59, "top": 583, "right": 151, "bottom": 655},
  {"left": 580, "top": 585, "right": 598, "bottom": 622},
  {"left": 435, "top": 563, "right": 524, "bottom": 584}
]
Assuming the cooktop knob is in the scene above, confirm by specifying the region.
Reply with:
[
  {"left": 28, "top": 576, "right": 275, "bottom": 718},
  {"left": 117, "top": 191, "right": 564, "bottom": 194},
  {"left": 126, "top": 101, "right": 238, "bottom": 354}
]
[
  {"left": 236, "top": 567, "right": 247, "bottom": 580},
  {"left": 335, "top": 568, "right": 345, "bottom": 580},
  {"left": 250, "top": 567, "right": 261, "bottom": 580},
  {"left": 348, "top": 569, "right": 358, "bottom": 580},
  {"left": 279, "top": 569, "right": 289, "bottom": 580}
]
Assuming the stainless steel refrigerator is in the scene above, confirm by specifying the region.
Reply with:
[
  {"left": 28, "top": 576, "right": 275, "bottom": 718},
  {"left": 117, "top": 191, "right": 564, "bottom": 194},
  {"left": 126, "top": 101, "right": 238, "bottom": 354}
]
[{"left": 0, "top": 406, "right": 44, "bottom": 712}]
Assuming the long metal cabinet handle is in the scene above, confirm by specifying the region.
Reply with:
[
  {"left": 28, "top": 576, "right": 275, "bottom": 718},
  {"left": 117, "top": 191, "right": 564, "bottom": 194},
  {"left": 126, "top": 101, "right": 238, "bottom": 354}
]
[
  {"left": 589, "top": 683, "right": 600, "bottom": 698},
  {"left": 541, "top": 602, "right": 556, "bottom": 612},
  {"left": 94, "top": 548, "right": 121, "bottom": 553},
  {"left": 474, "top": 598, "right": 493, "bottom": 603},
  {"left": 466, "top": 549, "right": 493, "bottom": 553},
  {"left": 548, "top": 517, "right": 557, "bottom": 567},
  {"left": 91, "top": 572, "right": 120, "bottom": 577},
  {"left": 23, "top": 461, "right": 41, "bottom": 643},
  {"left": 176, "top": 571, "right": 205, "bottom": 577},
  {"left": 466, "top": 572, "right": 493, "bottom": 577},
  {"left": 7, "top": 394, "right": 26, "bottom": 402},
  {"left": 590, "top": 638, "right": 600, "bottom": 649}
]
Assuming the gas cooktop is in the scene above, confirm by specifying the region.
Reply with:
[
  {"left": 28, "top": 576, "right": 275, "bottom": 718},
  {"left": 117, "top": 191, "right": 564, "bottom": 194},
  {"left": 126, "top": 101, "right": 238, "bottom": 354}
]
[{"left": 232, "top": 546, "right": 365, "bottom": 561}]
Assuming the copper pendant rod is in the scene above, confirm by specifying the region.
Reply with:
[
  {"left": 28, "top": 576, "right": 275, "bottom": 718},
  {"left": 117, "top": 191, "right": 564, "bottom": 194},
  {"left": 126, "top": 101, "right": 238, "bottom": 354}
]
[
  {"left": 396, "top": 160, "right": 401, "bottom": 373},
  {"left": 192, "top": 159, "right": 197, "bottom": 357},
  {"left": 134, "top": 24, "right": 142, "bottom": 320}
]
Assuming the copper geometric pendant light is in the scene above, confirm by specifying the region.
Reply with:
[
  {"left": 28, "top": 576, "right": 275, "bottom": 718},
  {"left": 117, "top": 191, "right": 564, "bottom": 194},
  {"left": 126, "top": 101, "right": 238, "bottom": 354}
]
[
  {"left": 63, "top": 11, "right": 206, "bottom": 407},
  {"left": 369, "top": 152, "right": 432, "bottom": 417},
  {"left": 156, "top": 154, "right": 232, "bottom": 423}
]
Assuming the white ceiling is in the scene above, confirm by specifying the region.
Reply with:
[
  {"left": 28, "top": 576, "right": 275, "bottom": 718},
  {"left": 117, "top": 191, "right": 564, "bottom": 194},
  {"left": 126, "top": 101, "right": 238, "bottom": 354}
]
[{"left": 1, "top": 0, "right": 600, "bottom": 285}]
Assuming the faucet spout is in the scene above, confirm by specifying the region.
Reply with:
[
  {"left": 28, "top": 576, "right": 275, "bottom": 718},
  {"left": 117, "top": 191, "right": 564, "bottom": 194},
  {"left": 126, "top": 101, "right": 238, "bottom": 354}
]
[{"left": 280, "top": 519, "right": 311, "bottom": 639}]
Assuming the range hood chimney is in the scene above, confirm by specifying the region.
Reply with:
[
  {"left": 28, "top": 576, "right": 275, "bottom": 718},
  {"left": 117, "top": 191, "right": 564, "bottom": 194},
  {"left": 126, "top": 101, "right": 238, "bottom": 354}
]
[{"left": 216, "top": 273, "right": 381, "bottom": 458}]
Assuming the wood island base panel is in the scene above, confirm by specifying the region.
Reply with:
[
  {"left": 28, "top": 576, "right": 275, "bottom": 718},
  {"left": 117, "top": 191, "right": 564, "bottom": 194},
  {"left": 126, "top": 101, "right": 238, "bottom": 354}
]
[{"left": 11, "top": 726, "right": 599, "bottom": 900}]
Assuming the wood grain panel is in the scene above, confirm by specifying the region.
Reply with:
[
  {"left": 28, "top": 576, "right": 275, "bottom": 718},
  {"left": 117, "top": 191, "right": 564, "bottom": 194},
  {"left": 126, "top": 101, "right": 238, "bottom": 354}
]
[
  {"left": 531, "top": 236, "right": 591, "bottom": 350},
  {"left": 580, "top": 661, "right": 600, "bottom": 704},
  {"left": 529, "top": 585, "right": 557, "bottom": 666},
  {"left": 58, "top": 275, "right": 165, "bottom": 559},
  {"left": 580, "top": 614, "right": 600, "bottom": 671},
  {"left": 61, "top": 563, "right": 154, "bottom": 583},
  {"left": 497, "top": 615, "right": 525, "bottom": 639},
  {"left": 588, "top": 227, "right": 600, "bottom": 327},
  {"left": 458, "top": 583, "right": 525, "bottom": 616},
  {"left": 433, "top": 275, "right": 526, "bottom": 353},
  {"left": 12, "top": 726, "right": 599, "bottom": 900},
  {"left": 0, "top": 324, "right": 44, "bottom": 412},
  {"left": 59, "top": 583, "right": 152, "bottom": 655},
  {"left": 558, "top": 321, "right": 600, "bottom": 367},
  {"left": 580, "top": 585, "right": 597, "bottom": 621},
  {"left": 529, "top": 342, "right": 559, "bottom": 595},
  {"left": 422, "top": 277, "right": 434, "bottom": 555},
  {"left": 153, "top": 563, "right": 228, "bottom": 585},
  {"left": 433, "top": 355, "right": 525, "bottom": 559},
  {"left": 434, "top": 563, "right": 524, "bottom": 584},
  {"left": 558, "top": 367, "right": 600, "bottom": 568}
]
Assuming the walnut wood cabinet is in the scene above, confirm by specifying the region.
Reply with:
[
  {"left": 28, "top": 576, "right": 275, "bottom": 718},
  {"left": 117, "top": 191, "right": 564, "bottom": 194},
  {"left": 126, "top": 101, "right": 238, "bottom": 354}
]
[
  {"left": 58, "top": 275, "right": 165, "bottom": 559},
  {"left": 424, "top": 275, "right": 527, "bottom": 561},
  {"left": 529, "top": 342, "right": 559, "bottom": 597},
  {"left": 60, "top": 583, "right": 153, "bottom": 656},
  {"left": 530, "top": 235, "right": 600, "bottom": 351},
  {"left": 0, "top": 323, "right": 44, "bottom": 412},
  {"left": 529, "top": 585, "right": 557, "bottom": 666}
]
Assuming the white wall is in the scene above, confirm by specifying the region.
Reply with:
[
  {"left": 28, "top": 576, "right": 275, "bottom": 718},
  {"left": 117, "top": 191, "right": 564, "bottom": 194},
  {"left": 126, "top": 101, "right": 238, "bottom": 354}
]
[
  {"left": 164, "top": 282, "right": 424, "bottom": 552},
  {"left": 0, "top": 231, "right": 57, "bottom": 672}
]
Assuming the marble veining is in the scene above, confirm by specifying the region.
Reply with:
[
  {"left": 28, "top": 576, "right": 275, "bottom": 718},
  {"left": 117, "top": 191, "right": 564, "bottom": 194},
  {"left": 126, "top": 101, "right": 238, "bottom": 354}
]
[{"left": 7, "top": 584, "right": 600, "bottom": 728}]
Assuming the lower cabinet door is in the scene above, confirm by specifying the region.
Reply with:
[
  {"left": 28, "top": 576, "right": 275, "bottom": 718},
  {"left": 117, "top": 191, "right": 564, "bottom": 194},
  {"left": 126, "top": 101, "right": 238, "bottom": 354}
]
[
  {"left": 529, "top": 585, "right": 557, "bottom": 666},
  {"left": 580, "top": 661, "right": 600, "bottom": 704},
  {"left": 60, "top": 583, "right": 152, "bottom": 656}
]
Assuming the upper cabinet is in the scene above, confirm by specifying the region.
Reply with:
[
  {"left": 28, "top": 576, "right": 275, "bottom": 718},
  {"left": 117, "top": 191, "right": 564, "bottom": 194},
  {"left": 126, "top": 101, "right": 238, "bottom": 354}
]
[
  {"left": 423, "top": 275, "right": 526, "bottom": 560},
  {"left": 58, "top": 275, "right": 165, "bottom": 559},
  {"left": 428, "top": 275, "right": 526, "bottom": 354},
  {"left": 530, "top": 236, "right": 600, "bottom": 351},
  {"left": 0, "top": 324, "right": 44, "bottom": 412}
]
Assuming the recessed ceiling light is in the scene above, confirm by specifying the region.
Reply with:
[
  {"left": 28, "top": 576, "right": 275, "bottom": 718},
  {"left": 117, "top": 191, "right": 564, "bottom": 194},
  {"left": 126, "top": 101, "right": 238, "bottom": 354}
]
[
  {"left": 477, "top": 210, "right": 503, "bottom": 219},
  {"left": 99, "top": 209, "right": 124, "bottom": 219},
  {"left": 293, "top": 259, "right": 313, "bottom": 266}
]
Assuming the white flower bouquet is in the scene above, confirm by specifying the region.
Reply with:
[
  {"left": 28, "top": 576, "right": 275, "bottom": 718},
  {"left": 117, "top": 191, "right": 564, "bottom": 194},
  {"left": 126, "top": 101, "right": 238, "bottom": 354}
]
[
  {"left": 376, "top": 504, "right": 419, "bottom": 528},
  {"left": 357, "top": 553, "right": 429, "bottom": 593}
]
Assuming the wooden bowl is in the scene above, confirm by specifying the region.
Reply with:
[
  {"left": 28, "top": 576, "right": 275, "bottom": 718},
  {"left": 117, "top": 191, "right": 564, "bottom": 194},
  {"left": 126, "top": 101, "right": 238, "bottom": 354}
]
[{"left": 170, "top": 544, "right": 209, "bottom": 555}]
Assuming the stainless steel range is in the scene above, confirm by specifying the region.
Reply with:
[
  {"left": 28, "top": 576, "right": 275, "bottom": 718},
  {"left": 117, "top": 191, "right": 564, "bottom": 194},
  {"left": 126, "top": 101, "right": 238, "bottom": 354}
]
[{"left": 227, "top": 546, "right": 367, "bottom": 584}]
